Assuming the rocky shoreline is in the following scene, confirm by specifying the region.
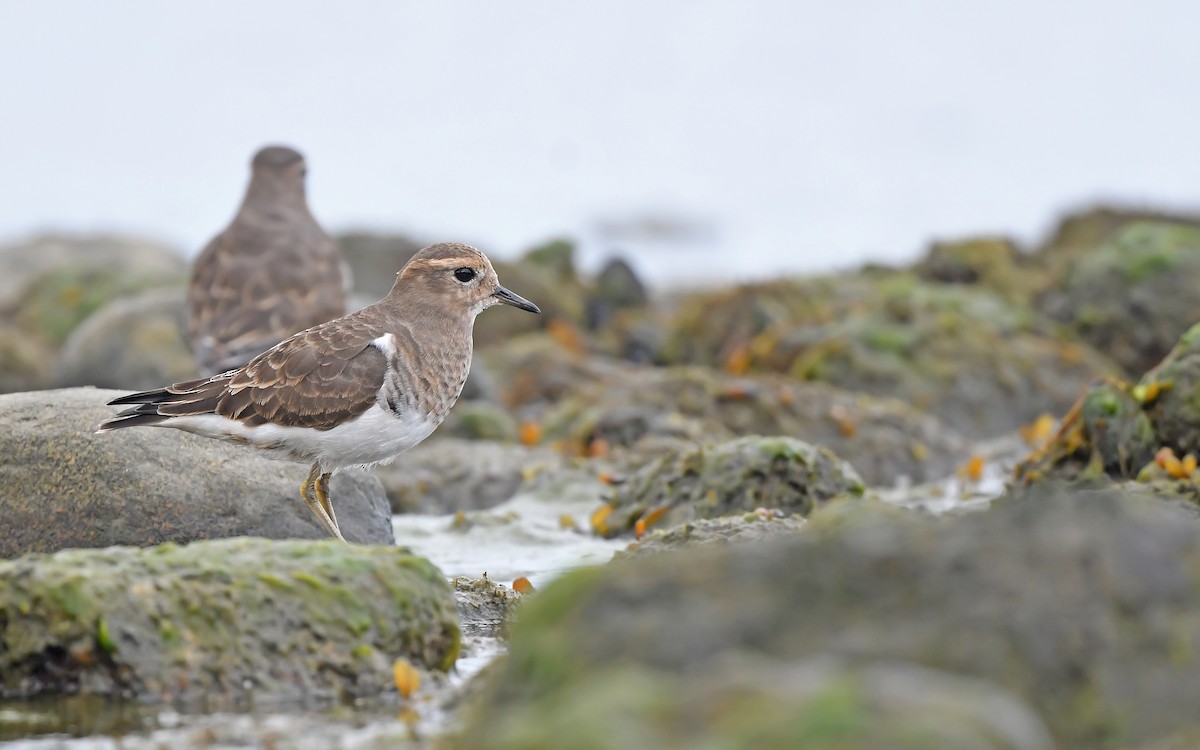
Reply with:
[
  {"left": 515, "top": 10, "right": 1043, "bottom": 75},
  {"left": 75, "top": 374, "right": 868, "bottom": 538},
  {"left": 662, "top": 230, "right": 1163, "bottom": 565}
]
[{"left": 5, "top": 206, "right": 1200, "bottom": 747}]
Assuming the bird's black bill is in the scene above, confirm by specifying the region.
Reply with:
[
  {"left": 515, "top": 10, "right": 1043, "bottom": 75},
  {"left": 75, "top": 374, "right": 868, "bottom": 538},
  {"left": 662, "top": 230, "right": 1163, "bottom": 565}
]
[{"left": 493, "top": 286, "right": 541, "bottom": 314}]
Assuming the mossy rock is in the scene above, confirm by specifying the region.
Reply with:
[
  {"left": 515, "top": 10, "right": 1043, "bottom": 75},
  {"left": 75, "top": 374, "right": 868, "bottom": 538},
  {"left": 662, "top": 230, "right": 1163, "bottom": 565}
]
[
  {"left": 334, "top": 231, "right": 425, "bottom": 301},
  {"left": 915, "top": 235, "right": 1044, "bottom": 304},
  {"left": 595, "top": 436, "right": 864, "bottom": 538},
  {"left": 1038, "top": 220, "right": 1200, "bottom": 374},
  {"left": 617, "top": 509, "right": 811, "bottom": 558},
  {"left": 462, "top": 487, "right": 1200, "bottom": 748},
  {"left": 661, "top": 270, "right": 1116, "bottom": 438},
  {"left": 541, "top": 364, "right": 967, "bottom": 487},
  {"left": 1013, "top": 378, "right": 1157, "bottom": 486},
  {"left": 0, "top": 538, "right": 459, "bottom": 701}
]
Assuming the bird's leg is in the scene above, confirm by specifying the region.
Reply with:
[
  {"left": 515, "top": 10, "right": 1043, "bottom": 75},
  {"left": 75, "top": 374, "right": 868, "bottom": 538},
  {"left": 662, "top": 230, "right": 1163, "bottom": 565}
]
[
  {"left": 314, "top": 472, "right": 346, "bottom": 543},
  {"left": 301, "top": 464, "right": 344, "bottom": 541}
]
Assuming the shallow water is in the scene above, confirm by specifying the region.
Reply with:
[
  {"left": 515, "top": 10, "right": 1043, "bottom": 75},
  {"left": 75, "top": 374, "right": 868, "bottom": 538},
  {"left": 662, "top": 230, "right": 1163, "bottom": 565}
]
[{"left": 1, "top": 436, "right": 1029, "bottom": 748}]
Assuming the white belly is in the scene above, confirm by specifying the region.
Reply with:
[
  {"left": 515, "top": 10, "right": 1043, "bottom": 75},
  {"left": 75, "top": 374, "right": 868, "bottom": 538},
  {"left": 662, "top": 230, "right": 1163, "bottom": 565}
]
[{"left": 163, "top": 404, "right": 440, "bottom": 472}]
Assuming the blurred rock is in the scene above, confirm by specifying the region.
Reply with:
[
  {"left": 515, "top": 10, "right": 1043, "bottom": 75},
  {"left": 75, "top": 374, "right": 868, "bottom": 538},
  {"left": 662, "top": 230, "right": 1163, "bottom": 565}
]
[
  {"left": 462, "top": 486, "right": 1200, "bottom": 748},
  {"left": 454, "top": 574, "right": 525, "bottom": 629},
  {"left": 586, "top": 256, "right": 648, "bottom": 330},
  {"left": 438, "top": 400, "right": 520, "bottom": 442},
  {"left": 375, "top": 438, "right": 559, "bottom": 514},
  {"left": 0, "top": 537, "right": 458, "bottom": 701},
  {"left": 0, "top": 388, "right": 394, "bottom": 557},
  {"left": 0, "top": 233, "right": 185, "bottom": 348},
  {"left": 334, "top": 230, "right": 424, "bottom": 301},
  {"left": 460, "top": 655, "right": 1052, "bottom": 750},
  {"left": 1031, "top": 205, "right": 1200, "bottom": 271},
  {"left": 594, "top": 436, "right": 864, "bottom": 538},
  {"left": 1038, "top": 220, "right": 1200, "bottom": 375},
  {"left": 662, "top": 271, "right": 1117, "bottom": 438},
  {"left": 53, "top": 286, "right": 197, "bottom": 390},
  {"left": 1014, "top": 321, "right": 1200, "bottom": 490},
  {"left": 617, "top": 509, "right": 810, "bottom": 558},
  {"left": 540, "top": 364, "right": 968, "bottom": 487},
  {"left": 0, "top": 323, "right": 52, "bottom": 393}
]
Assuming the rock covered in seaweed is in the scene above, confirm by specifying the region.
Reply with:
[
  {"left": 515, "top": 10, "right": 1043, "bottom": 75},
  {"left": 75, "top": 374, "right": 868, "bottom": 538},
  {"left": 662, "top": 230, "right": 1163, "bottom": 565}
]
[
  {"left": 1038, "top": 220, "right": 1200, "bottom": 375},
  {"left": 0, "top": 538, "right": 459, "bottom": 702},
  {"left": 539, "top": 364, "right": 967, "bottom": 487},
  {"left": 592, "top": 436, "right": 864, "bottom": 539}
]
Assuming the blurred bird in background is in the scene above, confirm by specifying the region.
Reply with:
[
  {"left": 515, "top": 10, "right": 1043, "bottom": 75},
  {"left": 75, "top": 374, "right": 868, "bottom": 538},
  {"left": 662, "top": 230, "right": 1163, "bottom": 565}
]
[{"left": 187, "top": 145, "right": 350, "bottom": 375}]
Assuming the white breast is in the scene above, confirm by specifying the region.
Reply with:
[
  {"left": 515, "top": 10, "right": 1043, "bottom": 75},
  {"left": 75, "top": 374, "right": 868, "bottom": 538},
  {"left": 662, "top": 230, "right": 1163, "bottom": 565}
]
[{"left": 163, "top": 403, "right": 441, "bottom": 473}]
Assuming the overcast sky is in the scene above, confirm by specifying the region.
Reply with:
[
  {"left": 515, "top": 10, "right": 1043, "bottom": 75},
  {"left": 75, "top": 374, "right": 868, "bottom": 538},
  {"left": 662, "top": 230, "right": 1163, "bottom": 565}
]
[{"left": 1, "top": 1, "right": 1196, "bottom": 282}]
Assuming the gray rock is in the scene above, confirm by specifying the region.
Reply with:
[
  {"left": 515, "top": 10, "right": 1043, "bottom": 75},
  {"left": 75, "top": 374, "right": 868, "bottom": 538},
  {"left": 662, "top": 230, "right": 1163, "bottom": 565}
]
[
  {"left": 375, "top": 439, "right": 559, "bottom": 514},
  {"left": 617, "top": 509, "right": 809, "bottom": 558},
  {"left": 335, "top": 231, "right": 424, "bottom": 301},
  {"left": 0, "top": 388, "right": 394, "bottom": 557},
  {"left": 53, "top": 286, "right": 198, "bottom": 390},
  {"left": 0, "top": 537, "right": 458, "bottom": 702},
  {"left": 473, "top": 486, "right": 1200, "bottom": 747}
]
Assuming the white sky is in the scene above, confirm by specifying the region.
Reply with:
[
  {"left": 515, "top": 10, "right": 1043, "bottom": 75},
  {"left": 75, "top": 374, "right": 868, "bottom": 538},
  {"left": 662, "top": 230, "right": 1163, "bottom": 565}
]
[{"left": 1, "top": 1, "right": 1197, "bottom": 282}]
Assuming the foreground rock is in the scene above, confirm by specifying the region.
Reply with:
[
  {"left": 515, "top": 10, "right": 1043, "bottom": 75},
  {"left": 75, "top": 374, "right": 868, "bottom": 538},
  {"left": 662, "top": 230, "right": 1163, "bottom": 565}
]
[
  {"left": 0, "top": 388, "right": 394, "bottom": 557},
  {"left": 462, "top": 487, "right": 1200, "bottom": 748},
  {"left": 541, "top": 364, "right": 967, "bottom": 486},
  {"left": 0, "top": 538, "right": 458, "bottom": 702},
  {"left": 594, "top": 436, "right": 864, "bottom": 538}
]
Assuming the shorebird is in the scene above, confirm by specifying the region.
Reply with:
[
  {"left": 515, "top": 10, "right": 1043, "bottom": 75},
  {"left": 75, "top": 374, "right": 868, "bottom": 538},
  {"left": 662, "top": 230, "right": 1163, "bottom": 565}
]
[
  {"left": 99, "top": 242, "right": 540, "bottom": 541},
  {"left": 188, "top": 145, "right": 350, "bottom": 376}
]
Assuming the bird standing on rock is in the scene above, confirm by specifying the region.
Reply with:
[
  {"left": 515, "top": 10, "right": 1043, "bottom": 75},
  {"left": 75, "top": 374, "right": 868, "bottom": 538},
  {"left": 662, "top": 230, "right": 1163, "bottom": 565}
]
[
  {"left": 99, "top": 243, "right": 540, "bottom": 542},
  {"left": 188, "top": 145, "right": 350, "bottom": 376}
]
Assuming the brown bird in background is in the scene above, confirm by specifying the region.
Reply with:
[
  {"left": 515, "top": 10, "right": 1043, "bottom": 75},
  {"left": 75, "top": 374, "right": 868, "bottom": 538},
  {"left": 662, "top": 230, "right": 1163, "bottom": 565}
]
[{"left": 187, "top": 145, "right": 349, "bottom": 376}]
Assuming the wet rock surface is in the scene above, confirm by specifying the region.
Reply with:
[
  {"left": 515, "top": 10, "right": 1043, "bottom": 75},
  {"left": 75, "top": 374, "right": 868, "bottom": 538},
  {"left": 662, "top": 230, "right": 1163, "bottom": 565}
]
[
  {"left": 594, "top": 436, "right": 864, "bottom": 538},
  {"left": 461, "top": 487, "right": 1200, "bottom": 748},
  {"left": 0, "top": 388, "right": 394, "bottom": 557},
  {"left": 0, "top": 537, "right": 459, "bottom": 702}
]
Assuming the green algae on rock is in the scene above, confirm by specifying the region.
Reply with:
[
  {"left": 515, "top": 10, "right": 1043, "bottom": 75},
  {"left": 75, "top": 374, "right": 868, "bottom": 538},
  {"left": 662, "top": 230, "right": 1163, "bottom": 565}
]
[
  {"left": 0, "top": 538, "right": 459, "bottom": 702},
  {"left": 659, "top": 270, "right": 1116, "bottom": 439},
  {"left": 540, "top": 364, "right": 967, "bottom": 487},
  {"left": 1038, "top": 220, "right": 1200, "bottom": 375},
  {"left": 617, "top": 509, "right": 810, "bottom": 558},
  {"left": 459, "top": 487, "right": 1200, "bottom": 748},
  {"left": 594, "top": 436, "right": 864, "bottom": 539},
  {"left": 1014, "top": 322, "right": 1200, "bottom": 490}
]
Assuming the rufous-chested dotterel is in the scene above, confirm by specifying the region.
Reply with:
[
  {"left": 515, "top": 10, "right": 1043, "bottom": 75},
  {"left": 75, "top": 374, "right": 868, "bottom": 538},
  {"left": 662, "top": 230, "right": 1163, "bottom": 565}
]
[
  {"left": 98, "top": 242, "right": 540, "bottom": 541},
  {"left": 188, "top": 145, "right": 350, "bottom": 376}
]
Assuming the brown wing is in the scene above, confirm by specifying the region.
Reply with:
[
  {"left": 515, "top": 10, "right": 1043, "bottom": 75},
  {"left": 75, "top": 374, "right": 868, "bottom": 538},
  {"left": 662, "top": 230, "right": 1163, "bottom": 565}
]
[
  {"left": 187, "top": 211, "right": 349, "bottom": 375},
  {"left": 102, "top": 313, "right": 387, "bottom": 432},
  {"left": 215, "top": 316, "right": 386, "bottom": 430}
]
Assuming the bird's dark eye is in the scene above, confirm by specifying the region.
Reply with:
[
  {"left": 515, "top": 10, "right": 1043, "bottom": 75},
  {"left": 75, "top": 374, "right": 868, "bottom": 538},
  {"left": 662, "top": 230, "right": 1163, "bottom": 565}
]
[{"left": 453, "top": 267, "right": 476, "bottom": 283}]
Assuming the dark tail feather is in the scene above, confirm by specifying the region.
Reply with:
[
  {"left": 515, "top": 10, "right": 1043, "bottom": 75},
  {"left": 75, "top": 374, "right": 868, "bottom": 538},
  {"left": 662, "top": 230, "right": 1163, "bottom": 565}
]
[
  {"left": 96, "top": 412, "right": 171, "bottom": 432},
  {"left": 97, "top": 375, "right": 225, "bottom": 433}
]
